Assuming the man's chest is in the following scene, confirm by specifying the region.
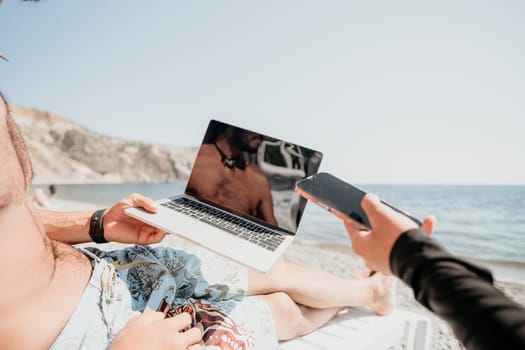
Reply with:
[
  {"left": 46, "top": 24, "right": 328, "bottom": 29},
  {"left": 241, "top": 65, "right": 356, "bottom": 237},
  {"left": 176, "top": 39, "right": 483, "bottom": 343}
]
[{"left": 198, "top": 169, "right": 260, "bottom": 210}]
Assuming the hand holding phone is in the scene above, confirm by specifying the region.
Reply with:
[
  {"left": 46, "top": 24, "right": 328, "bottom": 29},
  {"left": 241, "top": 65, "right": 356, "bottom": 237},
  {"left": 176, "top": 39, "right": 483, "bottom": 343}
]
[{"left": 295, "top": 172, "right": 422, "bottom": 230}]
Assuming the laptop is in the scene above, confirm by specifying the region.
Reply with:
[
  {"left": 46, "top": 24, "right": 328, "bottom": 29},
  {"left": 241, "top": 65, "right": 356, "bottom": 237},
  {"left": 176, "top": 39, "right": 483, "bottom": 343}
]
[{"left": 125, "top": 119, "right": 323, "bottom": 272}]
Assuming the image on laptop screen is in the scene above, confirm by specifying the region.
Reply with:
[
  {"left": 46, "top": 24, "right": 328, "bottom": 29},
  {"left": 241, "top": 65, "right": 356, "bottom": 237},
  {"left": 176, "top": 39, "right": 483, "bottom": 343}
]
[{"left": 185, "top": 120, "right": 323, "bottom": 233}]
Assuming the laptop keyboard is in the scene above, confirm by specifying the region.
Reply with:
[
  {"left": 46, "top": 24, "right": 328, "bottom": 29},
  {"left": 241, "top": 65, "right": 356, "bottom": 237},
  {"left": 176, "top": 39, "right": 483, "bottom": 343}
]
[{"left": 160, "top": 197, "right": 285, "bottom": 252}]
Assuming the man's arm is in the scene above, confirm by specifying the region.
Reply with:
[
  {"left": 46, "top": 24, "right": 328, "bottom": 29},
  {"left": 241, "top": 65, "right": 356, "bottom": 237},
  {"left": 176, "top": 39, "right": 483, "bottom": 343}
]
[
  {"left": 392, "top": 229, "right": 525, "bottom": 350},
  {"left": 254, "top": 171, "right": 278, "bottom": 225},
  {"left": 346, "top": 194, "right": 525, "bottom": 350},
  {"left": 37, "top": 209, "right": 92, "bottom": 244},
  {"left": 38, "top": 193, "right": 167, "bottom": 245}
]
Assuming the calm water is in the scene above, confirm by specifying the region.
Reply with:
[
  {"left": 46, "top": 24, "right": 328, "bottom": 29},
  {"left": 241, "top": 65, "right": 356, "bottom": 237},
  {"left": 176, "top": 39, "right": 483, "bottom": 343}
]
[{"left": 34, "top": 183, "right": 525, "bottom": 265}]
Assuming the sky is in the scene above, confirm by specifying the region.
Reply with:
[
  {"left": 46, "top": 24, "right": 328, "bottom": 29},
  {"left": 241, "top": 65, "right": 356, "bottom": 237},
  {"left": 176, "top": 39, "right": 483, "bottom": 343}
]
[{"left": 1, "top": 1, "right": 524, "bottom": 185}]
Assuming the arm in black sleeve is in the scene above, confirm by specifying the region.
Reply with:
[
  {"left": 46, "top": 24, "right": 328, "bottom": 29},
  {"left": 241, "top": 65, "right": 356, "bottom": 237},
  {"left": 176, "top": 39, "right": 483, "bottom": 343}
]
[{"left": 390, "top": 229, "right": 525, "bottom": 350}]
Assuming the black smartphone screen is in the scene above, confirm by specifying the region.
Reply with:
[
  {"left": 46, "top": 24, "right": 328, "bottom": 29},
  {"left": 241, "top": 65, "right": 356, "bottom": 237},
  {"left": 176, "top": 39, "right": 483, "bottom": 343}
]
[
  {"left": 297, "top": 172, "right": 371, "bottom": 228},
  {"left": 296, "top": 172, "right": 422, "bottom": 229}
]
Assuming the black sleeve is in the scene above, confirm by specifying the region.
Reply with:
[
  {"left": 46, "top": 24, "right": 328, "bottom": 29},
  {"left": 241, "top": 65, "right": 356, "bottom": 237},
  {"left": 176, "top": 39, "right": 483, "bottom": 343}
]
[{"left": 390, "top": 229, "right": 525, "bottom": 350}]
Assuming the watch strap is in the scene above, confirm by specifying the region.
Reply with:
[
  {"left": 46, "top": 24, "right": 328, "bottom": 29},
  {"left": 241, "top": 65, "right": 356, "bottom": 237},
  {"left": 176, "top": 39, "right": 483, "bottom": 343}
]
[{"left": 89, "top": 209, "right": 108, "bottom": 243}]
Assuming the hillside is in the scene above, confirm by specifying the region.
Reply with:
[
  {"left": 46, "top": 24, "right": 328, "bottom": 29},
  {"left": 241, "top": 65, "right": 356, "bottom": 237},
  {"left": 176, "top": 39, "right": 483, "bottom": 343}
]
[{"left": 9, "top": 105, "right": 197, "bottom": 184}]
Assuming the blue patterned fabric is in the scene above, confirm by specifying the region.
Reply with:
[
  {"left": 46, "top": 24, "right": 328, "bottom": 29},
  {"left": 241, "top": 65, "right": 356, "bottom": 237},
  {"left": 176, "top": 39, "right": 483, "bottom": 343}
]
[{"left": 50, "top": 245, "right": 278, "bottom": 349}]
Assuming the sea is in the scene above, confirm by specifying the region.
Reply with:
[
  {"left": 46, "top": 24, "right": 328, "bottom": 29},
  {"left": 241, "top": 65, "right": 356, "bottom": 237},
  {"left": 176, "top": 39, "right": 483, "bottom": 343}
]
[{"left": 33, "top": 183, "right": 525, "bottom": 281}]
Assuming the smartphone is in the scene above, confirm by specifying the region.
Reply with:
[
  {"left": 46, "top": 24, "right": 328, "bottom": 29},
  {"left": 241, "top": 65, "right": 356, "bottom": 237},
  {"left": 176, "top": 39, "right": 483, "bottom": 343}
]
[{"left": 295, "top": 172, "right": 421, "bottom": 229}]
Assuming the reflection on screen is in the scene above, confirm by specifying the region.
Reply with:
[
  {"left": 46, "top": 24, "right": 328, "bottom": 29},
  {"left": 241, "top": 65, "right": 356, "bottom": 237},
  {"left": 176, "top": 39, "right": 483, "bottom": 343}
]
[{"left": 185, "top": 120, "right": 323, "bottom": 233}]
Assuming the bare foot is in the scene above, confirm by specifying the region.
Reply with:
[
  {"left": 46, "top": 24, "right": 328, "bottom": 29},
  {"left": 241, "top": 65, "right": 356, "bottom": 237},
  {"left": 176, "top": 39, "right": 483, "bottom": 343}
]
[{"left": 369, "top": 272, "right": 397, "bottom": 315}]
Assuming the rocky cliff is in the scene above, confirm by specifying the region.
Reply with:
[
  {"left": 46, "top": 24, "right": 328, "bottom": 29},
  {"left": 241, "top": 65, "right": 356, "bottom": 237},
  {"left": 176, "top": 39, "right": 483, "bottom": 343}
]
[{"left": 9, "top": 105, "right": 198, "bottom": 184}]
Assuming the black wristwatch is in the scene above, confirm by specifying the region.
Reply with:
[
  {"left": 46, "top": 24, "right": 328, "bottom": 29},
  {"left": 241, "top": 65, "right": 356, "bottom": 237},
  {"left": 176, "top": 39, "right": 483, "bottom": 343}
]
[{"left": 89, "top": 209, "right": 108, "bottom": 243}]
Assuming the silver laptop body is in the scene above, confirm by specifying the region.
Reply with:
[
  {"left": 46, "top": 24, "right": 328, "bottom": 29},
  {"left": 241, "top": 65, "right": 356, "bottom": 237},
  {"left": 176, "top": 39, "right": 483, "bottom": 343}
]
[{"left": 125, "top": 119, "right": 323, "bottom": 272}]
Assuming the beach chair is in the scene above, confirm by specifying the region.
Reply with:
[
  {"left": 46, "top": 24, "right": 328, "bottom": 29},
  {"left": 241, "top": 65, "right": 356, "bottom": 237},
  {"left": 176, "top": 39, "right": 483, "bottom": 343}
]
[{"left": 279, "top": 307, "right": 432, "bottom": 350}]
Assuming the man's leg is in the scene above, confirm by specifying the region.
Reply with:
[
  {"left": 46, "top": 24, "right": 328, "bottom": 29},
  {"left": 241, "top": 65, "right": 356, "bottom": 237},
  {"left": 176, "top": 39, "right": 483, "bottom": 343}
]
[{"left": 248, "top": 257, "right": 395, "bottom": 315}]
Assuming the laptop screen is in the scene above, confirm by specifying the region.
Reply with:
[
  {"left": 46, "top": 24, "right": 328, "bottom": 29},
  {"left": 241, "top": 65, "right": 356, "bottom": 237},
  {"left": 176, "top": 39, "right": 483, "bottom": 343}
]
[{"left": 185, "top": 119, "right": 323, "bottom": 234}]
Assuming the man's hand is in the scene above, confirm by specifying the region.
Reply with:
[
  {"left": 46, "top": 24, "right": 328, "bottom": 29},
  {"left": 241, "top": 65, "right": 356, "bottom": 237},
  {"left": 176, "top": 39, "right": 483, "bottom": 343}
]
[
  {"left": 103, "top": 193, "right": 167, "bottom": 245},
  {"left": 110, "top": 310, "right": 203, "bottom": 350},
  {"left": 344, "top": 194, "right": 436, "bottom": 274}
]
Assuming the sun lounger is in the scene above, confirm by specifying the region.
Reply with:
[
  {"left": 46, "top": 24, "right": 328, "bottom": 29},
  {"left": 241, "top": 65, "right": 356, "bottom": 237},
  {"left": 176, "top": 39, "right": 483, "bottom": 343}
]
[{"left": 279, "top": 307, "right": 431, "bottom": 350}]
